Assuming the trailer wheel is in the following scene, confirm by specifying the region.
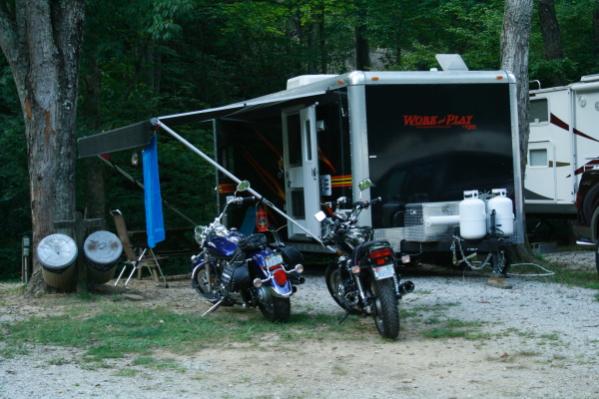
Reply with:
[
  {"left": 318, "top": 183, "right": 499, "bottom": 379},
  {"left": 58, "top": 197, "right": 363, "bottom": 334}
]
[{"left": 595, "top": 245, "right": 599, "bottom": 276}]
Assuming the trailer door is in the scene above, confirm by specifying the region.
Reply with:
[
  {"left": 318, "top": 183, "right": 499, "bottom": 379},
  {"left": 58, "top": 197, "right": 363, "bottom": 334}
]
[
  {"left": 526, "top": 140, "right": 557, "bottom": 202},
  {"left": 282, "top": 105, "right": 320, "bottom": 239}
]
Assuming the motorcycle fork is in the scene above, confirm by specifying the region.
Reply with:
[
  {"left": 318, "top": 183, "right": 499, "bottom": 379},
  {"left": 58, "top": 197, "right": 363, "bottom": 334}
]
[{"left": 350, "top": 263, "right": 371, "bottom": 312}]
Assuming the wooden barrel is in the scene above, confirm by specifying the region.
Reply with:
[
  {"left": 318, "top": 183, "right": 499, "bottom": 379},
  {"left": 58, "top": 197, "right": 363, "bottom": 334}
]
[
  {"left": 84, "top": 230, "right": 123, "bottom": 284},
  {"left": 37, "top": 233, "right": 78, "bottom": 291}
]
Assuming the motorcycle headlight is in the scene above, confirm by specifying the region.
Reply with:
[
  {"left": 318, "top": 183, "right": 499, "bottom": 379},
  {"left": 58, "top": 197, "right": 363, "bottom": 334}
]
[{"left": 194, "top": 225, "right": 207, "bottom": 243}]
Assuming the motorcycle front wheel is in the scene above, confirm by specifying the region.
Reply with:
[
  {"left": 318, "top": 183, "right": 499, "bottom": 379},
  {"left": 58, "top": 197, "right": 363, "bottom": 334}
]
[
  {"left": 372, "top": 278, "right": 399, "bottom": 339},
  {"left": 325, "top": 264, "right": 360, "bottom": 315},
  {"left": 192, "top": 265, "right": 221, "bottom": 304},
  {"left": 257, "top": 287, "right": 290, "bottom": 322}
]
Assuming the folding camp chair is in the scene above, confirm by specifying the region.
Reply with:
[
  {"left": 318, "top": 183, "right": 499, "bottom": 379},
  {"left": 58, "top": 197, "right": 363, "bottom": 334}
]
[{"left": 110, "top": 209, "right": 168, "bottom": 288}]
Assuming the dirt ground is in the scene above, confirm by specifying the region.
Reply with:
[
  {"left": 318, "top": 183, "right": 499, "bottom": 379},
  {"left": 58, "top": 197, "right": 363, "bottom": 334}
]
[{"left": 1, "top": 266, "right": 599, "bottom": 399}]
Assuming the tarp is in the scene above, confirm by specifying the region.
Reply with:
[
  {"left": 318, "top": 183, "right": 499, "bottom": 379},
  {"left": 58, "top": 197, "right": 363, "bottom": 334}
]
[
  {"left": 142, "top": 135, "right": 165, "bottom": 248},
  {"left": 77, "top": 89, "right": 326, "bottom": 159}
]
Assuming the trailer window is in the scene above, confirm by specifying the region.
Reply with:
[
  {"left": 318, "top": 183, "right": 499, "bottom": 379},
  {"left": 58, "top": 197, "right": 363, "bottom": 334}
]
[
  {"left": 529, "top": 99, "right": 548, "bottom": 124},
  {"left": 529, "top": 148, "right": 548, "bottom": 167},
  {"left": 305, "top": 120, "right": 312, "bottom": 161},
  {"left": 287, "top": 113, "right": 302, "bottom": 166}
]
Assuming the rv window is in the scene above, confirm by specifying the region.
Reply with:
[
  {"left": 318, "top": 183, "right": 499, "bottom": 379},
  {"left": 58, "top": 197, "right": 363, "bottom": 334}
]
[
  {"left": 529, "top": 99, "right": 548, "bottom": 124},
  {"left": 529, "top": 148, "right": 548, "bottom": 167},
  {"left": 287, "top": 113, "right": 302, "bottom": 166},
  {"left": 305, "top": 120, "right": 312, "bottom": 161}
]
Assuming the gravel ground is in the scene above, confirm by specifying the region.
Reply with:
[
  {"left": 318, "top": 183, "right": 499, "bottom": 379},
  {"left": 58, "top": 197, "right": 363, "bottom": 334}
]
[
  {"left": 544, "top": 250, "right": 597, "bottom": 273},
  {"left": 1, "top": 269, "right": 599, "bottom": 398}
]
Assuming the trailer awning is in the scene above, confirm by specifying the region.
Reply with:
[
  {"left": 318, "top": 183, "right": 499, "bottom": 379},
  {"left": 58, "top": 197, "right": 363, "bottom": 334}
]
[
  {"left": 157, "top": 89, "right": 327, "bottom": 126},
  {"left": 77, "top": 88, "right": 327, "bottom": 159}
]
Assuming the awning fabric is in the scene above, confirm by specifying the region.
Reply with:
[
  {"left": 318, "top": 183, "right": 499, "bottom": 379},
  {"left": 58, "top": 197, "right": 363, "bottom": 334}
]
[{"left": 77, "top": 88, "right": 326, "bottom": 159}]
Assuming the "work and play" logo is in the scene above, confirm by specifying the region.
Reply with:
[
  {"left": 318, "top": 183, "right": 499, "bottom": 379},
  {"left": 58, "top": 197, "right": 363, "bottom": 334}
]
[{"left": 403, "top": 114, "right": 477, "bottom": 130}]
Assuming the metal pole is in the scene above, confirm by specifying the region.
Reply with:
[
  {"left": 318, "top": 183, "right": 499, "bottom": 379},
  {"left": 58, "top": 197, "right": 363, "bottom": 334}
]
[{"left": 154, "top": 119, "right": 325, "bottom": 246}]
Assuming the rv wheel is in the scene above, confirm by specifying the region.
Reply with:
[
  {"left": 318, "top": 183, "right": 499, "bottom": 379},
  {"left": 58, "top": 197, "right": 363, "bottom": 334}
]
[{"left": 595, "top": 245, "right": 599, "bottom": 276}]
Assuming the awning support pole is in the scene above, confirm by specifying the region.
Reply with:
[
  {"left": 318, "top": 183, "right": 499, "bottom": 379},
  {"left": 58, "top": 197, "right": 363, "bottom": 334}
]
[{"left": 153, "top": 119, "right": 325, "bottom": 246}]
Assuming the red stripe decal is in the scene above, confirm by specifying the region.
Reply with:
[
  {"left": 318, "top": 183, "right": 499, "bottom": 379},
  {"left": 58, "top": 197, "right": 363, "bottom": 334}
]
[
  {"left": 574, "top": 127, "right": 599, "bottom": 143},
  {"left": 550, "top": 113, "right": 599, "bottom": 143},
  {"left": 550, "top": 113, "right": 569, "bottom": 131}
]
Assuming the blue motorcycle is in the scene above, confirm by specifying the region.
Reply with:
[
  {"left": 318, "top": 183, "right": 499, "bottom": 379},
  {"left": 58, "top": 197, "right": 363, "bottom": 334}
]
[{"left": 191, "top": 180, "right": 305, "bottom": 321}]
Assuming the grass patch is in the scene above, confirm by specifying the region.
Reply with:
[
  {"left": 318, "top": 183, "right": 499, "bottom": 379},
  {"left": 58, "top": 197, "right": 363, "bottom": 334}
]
[
  {"left": 1, "top": 303, "right": 365, "bottom": 361},
  {"left": 48, "top": 357, "right": 70, "bottom": 366},
  {"left": 422, "top": 319, "right": 488, "bottom": 340},
  {"left": 539, "top": 333, "right": 560, "bottom": 341},
  {"left": 539, "top": 259, "right": 599, "bottom": 291},
  {"left": 113, "top": 368, "right": 139, "bottom": 377},
  {"left": 0, "top": 343, "right": 29, "bottom": 359},
  {"left": 132, "top": 355, "right": 183, "bottom": 371},
  {"left": 0, "top": 283, "right": 26, "bottom": 296}
]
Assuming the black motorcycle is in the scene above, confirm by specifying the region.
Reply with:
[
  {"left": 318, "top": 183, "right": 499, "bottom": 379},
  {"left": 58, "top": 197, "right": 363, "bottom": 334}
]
[{"left": 314, "top": 179, "right": 414, "bottom": 339}]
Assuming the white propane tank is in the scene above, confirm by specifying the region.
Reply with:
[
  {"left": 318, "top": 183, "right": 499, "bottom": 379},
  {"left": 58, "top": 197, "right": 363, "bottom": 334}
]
[
  {"left": 487, "top": 188, "right": 514, "bottom": 236},
  {"left": 459, "top": 190, "right": 487, "bottom": 240}
]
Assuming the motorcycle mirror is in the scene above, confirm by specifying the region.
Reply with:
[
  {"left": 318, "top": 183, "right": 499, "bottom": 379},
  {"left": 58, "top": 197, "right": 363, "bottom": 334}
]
[
  {"left": 358, "top": 178, "right": 373, "bottom": 192},
  {"left": 236, "top": 180, "right": 251, "bottom": 192},
  {"left": 336, "top": 196, "right": 347, "bottom": 205},
  {"left": 314, "top": 211, "right": 327, "bottom": 222}
]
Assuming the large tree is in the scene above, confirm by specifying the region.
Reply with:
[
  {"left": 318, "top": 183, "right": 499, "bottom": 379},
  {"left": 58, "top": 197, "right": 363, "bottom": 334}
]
[
  {"left": 501, "top": 0, "right": 533, "bottom": 181},
  {"left": 0, "top": 0, "right": 85, "bottom": 294},
  {"left": 538, "top": 0, "right": 563, "bottom": 60},
  {"left": 501, "top": 0, "right": 533, "bottom": 262}
]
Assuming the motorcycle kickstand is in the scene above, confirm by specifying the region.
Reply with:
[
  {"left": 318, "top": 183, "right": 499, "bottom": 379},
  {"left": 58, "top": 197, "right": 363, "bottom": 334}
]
[
  {"left": 201, "top": 298, "right": 224, "bottom": 317},
  {"left": 338, "top": 311, "right": 351, "bottom": 324}
]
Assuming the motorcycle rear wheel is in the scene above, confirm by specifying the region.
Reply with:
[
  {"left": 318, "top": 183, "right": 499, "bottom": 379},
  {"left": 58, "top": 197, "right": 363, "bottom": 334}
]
[
  {"left": 325, "top": 264, "right": 361, "bottom": 315},
  {"left": 372, "top": 279, "right": 399, "bottom": 339},
  {"left": 257, "top": 287, "right": 290, "bottom": 322}
]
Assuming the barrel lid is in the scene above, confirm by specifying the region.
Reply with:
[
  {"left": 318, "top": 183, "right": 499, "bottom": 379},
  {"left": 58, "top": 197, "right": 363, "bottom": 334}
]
[
  {"left": 84, "top": 230, "right": 123, "bottom": 265},
  {"left": 37, "top": 233, "right": 78, "bottom": 270}
]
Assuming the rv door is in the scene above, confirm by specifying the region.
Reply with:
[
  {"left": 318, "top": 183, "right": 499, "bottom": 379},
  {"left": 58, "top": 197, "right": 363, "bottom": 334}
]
[
  {"left": 526, "top": 140, "right": 557, "bottom": 202},
  {"left": 282, "top": 105, "right": 321, "bottom": 239}
]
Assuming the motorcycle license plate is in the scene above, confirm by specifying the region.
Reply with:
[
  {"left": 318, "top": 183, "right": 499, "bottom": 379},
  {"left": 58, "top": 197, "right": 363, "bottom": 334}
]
[
  {"left": 265, "top": 254, "right": 284, "bottom": 267},
  {"left": 373, "top": 265, "right": 395, "bottom": 280}
]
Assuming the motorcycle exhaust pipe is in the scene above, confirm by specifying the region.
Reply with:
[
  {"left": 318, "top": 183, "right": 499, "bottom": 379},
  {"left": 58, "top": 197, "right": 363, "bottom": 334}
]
[{"left": 399, "top": 280, "right": 415, "bottom": 296}]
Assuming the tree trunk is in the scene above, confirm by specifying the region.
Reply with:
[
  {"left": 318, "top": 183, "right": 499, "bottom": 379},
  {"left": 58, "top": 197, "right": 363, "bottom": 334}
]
[
  {"left": 0, "top": 1, "right": 85, "bottom": 295},
  {"left": 501, "top": 0, "right": 534, "bottom": 261},
  {"left": 538, "top": 0, "right": 563, "bottom": 59}
]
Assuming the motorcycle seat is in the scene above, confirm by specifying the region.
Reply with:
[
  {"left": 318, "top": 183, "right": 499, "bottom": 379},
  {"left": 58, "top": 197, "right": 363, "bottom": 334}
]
[{"left": 239, "top": 233, "right": 267, "bottom": 251}]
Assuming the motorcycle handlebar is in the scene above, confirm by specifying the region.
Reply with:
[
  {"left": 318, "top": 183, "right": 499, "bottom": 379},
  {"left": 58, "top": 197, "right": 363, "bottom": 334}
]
[{"left": 353, "top": 197, "right": 382, "bottom": 209}]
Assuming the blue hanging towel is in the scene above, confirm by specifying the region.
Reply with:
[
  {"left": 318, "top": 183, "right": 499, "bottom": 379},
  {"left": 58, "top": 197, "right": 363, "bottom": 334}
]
[{"left": 142, "top": 135, "right": 166, "bottom": 248}]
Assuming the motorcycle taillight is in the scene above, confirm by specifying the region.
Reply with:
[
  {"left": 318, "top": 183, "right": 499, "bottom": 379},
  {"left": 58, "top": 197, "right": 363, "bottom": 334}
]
[
  {"left": 369, "top": 247, "right": 393, "bottom": 265},
  {"left": 273, "top": 269, "right": 288, "bottom": 286},
  {"left": 369, "top": 247, "right": 393, "bottom": 259}
]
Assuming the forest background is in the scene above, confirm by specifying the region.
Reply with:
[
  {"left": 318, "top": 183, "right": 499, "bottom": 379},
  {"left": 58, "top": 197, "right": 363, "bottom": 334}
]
[{"left": 1, "top": 0, "right": 597, "bottom": 279}]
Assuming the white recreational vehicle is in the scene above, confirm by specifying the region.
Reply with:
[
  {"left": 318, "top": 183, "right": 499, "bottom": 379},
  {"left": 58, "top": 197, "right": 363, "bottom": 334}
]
[
  {"left": 526, "top": 74, "right": 599, "bottom": 217},
  {"left": 78, "top": 55, "right": 524, "bottom": 271}
]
